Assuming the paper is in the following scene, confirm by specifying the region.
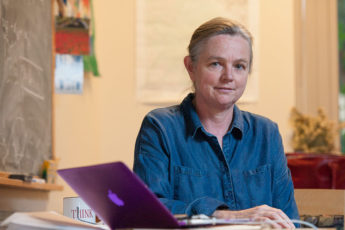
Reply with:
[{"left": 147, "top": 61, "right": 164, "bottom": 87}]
[
  {"left": 0, "top": 211, "right": 109, "bottom": 229},
  {"left": 55, "top": 54, "right": 84, "bottom": 94}
]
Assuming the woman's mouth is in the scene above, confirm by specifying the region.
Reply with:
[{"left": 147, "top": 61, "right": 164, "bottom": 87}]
[{"left": 214, "top": 87, "right": 234, "bottom": 92}]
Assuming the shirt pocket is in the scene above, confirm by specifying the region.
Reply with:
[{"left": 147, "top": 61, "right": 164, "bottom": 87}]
[
  {"left": 173, "top": 165, "right": 221, "bottom": 203},
  {"left": 241, "top": 164, "right": 272, "bottom": 207}
]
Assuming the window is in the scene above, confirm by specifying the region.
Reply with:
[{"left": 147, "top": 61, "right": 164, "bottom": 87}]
[{"left": 338, "top": 0, "right": 345, "bottom": 152}]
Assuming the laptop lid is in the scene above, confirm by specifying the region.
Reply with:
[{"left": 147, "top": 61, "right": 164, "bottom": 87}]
[{"left": 58, "top": 162, "right": 182, "bottom": 229}]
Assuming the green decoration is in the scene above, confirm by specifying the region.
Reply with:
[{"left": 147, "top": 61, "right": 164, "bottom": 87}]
[{"left": 84, "top": 0, "right": 100, "bottom": 77}]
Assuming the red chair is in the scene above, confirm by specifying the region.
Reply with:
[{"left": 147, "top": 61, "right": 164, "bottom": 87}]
[{"left": 287, "top": 153, "right": 345, "bottom": 189}]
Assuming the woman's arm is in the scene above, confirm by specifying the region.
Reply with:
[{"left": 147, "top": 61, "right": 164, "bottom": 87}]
[
  {"left": 212, "top": 205, "right": 295, "bottom": 229},
  {"left": 133, "top": 115, "right": 228, "bottom": 216}
]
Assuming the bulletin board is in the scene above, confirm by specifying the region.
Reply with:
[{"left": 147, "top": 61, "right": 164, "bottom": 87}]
[{"left": 0, "top": 0, "right": 53, "bottom": 176}]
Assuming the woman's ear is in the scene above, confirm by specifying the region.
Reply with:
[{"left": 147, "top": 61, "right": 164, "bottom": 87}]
[{"left": 184, "top": 56, "right": 195, "bottom": 81}]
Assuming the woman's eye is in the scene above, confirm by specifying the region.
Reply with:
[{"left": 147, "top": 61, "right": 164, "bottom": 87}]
[
  {"left": 234, "top": 64, "right": 246, "bottom": 70},
  {"left": 210, "top": 62, "right": 220, "bottom": 67}
]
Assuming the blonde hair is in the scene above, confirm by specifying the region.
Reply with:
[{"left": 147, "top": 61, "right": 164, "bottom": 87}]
[{"left": 187, "top": 17, "right": 253, "bottom": 72}]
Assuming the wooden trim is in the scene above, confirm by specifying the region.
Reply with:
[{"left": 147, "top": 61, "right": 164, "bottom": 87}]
[
  {"left": 0, "top": 171, "right": 63, "bottom": 191},
  {"left": 51, "top": 0, "right": 56, "bottom": 161},
  {"left": 294, "top": 0, "right": 303, "bottom": 109},
  {"left": 330, "top": 0, "right": 340, "bottom": 119},
  {"left": 0, "top": 177, "right": 63, "bottom": 191}
]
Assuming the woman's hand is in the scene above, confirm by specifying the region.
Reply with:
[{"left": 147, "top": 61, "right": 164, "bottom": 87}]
[{"left": 212, "top": 205, "right": 295, "bottom": 229}]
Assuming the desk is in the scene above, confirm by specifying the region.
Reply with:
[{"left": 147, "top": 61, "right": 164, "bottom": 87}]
[{"left": 295, "top": 189, "right": 345, "bottom": 215}]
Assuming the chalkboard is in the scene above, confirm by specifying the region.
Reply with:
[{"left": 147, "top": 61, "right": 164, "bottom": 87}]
[{"left": 0, "top": 0, "right": 53, "bottom": 175}]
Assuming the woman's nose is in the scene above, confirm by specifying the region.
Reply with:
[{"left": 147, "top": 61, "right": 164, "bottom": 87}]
[{"left": 221, "top": 66, "right": 234, "bottom": 81}]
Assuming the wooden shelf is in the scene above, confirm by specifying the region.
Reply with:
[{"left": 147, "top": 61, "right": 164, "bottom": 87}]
[{"left": 0, "top": 176, "right": 63, "bottom": 191}]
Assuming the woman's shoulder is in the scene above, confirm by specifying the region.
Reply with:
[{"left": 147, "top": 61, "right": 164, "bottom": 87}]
[
  {"left": 147, "top": 105, "right": 181, "bottom": 118},
  {"left": 240, "top": 109, "right": 279, "bottom": 131},
  {"left": 144, "top": 105, "right": 184, "bottom": 125}
]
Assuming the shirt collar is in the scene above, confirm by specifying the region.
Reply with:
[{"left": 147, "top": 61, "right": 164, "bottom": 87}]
[
  {"left": 230, "top": 105, "right": 244, "bottom": 139},
  {"left": 180, "top": 93, "right": 245, "bottom": 139},
  {"left": 181, "top": 93, "right": 203, "bottom": 137}
]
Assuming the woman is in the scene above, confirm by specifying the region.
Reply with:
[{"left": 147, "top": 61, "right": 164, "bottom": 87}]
[{"left": 134, "top": 17, "right": 299, "bottom": 229}]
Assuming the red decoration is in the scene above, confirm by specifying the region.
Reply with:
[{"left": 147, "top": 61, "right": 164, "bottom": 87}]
[{"left": 55, "top": 28, "right": 89, "bottom": 55}]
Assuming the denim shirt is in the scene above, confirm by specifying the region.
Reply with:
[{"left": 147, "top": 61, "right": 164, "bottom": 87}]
[{"left": 134, "top": 93, "right": 299, "bottom": 221}]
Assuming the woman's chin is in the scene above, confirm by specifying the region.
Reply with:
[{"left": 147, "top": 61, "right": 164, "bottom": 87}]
[
  {"left": 214, "top": 96, "right": 238, "bottom": 107},
  {"left": 213, "top": 101, "right": 236, "bottom": 111}
]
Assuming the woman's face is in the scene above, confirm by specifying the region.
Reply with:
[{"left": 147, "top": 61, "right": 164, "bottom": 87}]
[{"left": 185, "top": 34, "right": 250, "bottom": 110}]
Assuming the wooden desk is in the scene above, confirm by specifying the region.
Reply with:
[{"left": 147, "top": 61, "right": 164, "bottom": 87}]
[{"left": 295, "top": 189, "right": 345, "bottom": 215}]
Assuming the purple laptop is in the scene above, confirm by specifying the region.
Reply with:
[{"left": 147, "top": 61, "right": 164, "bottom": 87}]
[{"left": 58, "top": 162, "right": 188, "bottom": 229}]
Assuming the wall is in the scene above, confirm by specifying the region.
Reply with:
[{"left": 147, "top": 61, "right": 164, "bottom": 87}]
[
  {"left": 47, "top": 0, "right": 296, "bottom": 213},
  {"left": 240, "top": 0, "right": 296, "bottom": 150}
]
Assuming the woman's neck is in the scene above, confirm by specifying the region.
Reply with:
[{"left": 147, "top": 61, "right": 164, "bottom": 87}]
[{"left": 193, "top": 97, "right": 234, "bottom": 138}]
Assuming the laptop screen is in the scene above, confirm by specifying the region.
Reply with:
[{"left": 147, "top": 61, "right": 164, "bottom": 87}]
[{"left": 58, "top": 162, "right": 181, "bottom": 229}]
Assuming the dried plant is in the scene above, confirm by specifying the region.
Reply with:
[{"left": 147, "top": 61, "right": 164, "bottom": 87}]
[{"left": 290, "top": 107, "right": 336, "bottom": 153}]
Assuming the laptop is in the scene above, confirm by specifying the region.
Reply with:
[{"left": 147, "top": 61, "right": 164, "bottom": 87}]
[{"left": 58, "top": 162, "right": 224, "bottom": 229}]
